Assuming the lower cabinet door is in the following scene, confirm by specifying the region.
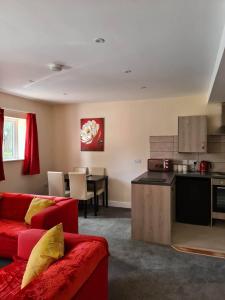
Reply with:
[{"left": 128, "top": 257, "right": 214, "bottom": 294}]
[
  {"left": 176, "top": 177, "right": 211, "bottom": 225},
  {"left": 132, "top": 183, "right": 172, "bottom": 245}
]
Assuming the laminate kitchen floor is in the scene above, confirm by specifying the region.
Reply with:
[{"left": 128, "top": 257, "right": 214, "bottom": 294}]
[{"left": 172, "top": 222, "right": 225, "bottom": 253}]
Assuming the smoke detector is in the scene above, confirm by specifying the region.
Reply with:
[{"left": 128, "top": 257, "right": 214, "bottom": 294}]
[
  {"left": 48, "top": 63, "right": 64, "bottom": 72},
  {"left": 94, "top": 38, "right": 105, "bottom": 43}
]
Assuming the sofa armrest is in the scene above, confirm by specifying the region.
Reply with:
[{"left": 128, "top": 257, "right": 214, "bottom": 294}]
[
  {"left": 17, "top": 229, "right": 109, "bottom": 260},
  {"left": 31, "top": 199, "right": 78, "bottom": 233}
]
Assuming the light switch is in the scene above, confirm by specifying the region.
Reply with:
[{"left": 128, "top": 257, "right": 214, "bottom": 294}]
[{"left": 134, "top": 159, "right": 142, "bottom": 164}]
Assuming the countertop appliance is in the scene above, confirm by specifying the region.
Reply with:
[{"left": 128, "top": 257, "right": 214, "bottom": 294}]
[
  {"left": 148, "top": 159, "right": 172, "bottom": 172},
  {"left": 199, "top": 160, "right": 212, "bottom": 173}
]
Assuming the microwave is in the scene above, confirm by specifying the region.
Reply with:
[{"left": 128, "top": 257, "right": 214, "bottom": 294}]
[{"left": 148, "top": 159, "right": 172, "bottom": 172}]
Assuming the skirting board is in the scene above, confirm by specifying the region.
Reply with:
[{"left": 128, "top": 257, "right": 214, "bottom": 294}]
[{"left": 108, "top": 201, "right": 131, "bottom": 209}]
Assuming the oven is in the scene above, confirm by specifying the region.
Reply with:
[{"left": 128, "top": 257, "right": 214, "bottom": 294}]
[{"left": 212, "top": 178, "right": 225, "bottom": 215}]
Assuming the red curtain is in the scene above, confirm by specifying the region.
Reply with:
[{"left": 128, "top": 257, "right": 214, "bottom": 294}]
[
  {"left": 22, "top": 113, "right": 40, "bottom": 175},
  {"left": 0, "top": 108, "right": 5, "bottom": 181}
]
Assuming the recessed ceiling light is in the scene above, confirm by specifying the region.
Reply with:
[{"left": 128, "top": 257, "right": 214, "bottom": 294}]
[
  {"left": 141, "top": 86, "right": 147, "bottom": 89},
  {"left": 48, "top": 63, "right": 64, "bottom": 72},
  {"left": 124, "top": 70, "right": 132, "bottom": 74},
  {"left": 95, "top": 38, "right": 105, "bottom": 43}
]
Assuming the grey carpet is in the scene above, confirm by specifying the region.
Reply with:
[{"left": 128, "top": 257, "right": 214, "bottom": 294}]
[{"left": 79, "top": 207, "right": 225, "bottom": 300}]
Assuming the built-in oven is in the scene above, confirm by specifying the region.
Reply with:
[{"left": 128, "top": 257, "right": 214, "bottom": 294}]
[{"left": 212, "top": 178, "right": 225, "bottom": 220}]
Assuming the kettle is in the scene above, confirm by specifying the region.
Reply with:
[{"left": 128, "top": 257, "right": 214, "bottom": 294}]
[{"left": 199, "top": 161, "right": 211, "bottom": 173}]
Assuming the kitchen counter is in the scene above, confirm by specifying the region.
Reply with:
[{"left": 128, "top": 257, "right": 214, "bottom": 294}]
[
  {"left": 131, "top": 170, "right": 223, "bottom": 245},
  {"left": 131, "top": 171, "right": 175, "bottom": 186},
  {"left": 131, "top": 171, "right": 221, "bottom": 186}
]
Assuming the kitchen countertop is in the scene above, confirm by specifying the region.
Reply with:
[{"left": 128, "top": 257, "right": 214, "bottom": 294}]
[
  {"left": 131, "top": 171, "right": 222, "bottom": 186},
  {"left": 131, "top": 171, "right": 175, "bottom": 186}
]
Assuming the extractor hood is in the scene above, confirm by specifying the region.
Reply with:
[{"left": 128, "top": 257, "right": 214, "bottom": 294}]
[{"left": 215, "top": 103, "right": 225, "bottom": 134}]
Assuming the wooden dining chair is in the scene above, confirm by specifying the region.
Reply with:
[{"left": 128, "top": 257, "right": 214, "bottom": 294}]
[
  {"left": 88, "top": 167, "right": 106, "bottom": 206},
  {"left": 68, "top": 172, "right": 94, "bottom": 218},
  {"left": 72, "top": 167, "right": 87, "bottom": 174},
  {"left": 47, "top": 171, "right": 70, "bottom": 197}
]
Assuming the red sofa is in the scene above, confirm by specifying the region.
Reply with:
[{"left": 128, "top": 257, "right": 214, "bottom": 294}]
[
  {"left": 0, "top": 192, "right": 78, "bottom": 258},
  {"left": 0, "top": 229, "right": 109, "bottom": 300}
]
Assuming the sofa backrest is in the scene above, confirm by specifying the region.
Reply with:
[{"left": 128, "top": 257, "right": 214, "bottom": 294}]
[
  {"left": 0, "top": 193, "right": 69, "bottom": 222},
  {"left": 0, "top": 193, "right": 34, "bottom": 221}
]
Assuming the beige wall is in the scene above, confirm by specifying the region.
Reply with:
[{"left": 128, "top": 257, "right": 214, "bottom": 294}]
[
  {"left": 0, "top": 92, "right": 54, "bottom": 194},
  {"left": 0, "top": 92, "right": 221, "bottom": 204},
  {"left": 52, "top": 95, "right": 221, "bottom": 207}
]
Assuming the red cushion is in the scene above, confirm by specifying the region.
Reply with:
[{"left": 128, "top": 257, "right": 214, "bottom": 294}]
[
  {"left": 0, "top": 219, "right": 29, "bottom": 258},
  {"left": 0, "top": 193, "right": 33, "bottom": 221},
  {"left": 0, "top": 219, "right": 29, "bottom": 238}
]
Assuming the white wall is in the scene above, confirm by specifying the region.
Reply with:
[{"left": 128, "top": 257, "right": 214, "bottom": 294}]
[
  {"left": 0, "top": 92, "right": 54, "bottom": 194},
  {"left": 52, "top": 95, "right": 221, "bottom": 207}
]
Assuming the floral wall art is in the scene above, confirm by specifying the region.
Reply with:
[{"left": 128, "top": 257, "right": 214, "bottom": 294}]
[{"left": 80, "top": 118, "right": 104, "bottom": 151}]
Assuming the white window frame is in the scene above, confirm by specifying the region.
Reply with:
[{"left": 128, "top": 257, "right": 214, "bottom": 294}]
[{"left": 3, "top": 116, "right": 26, "bottom": 162}]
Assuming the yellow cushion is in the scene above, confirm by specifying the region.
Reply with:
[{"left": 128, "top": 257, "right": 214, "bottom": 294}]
[
  {"left": 25, "top": 198, "right": 55, "bottom": 224},
  {"left": 21, "top": 223, "right": 64, "bottom": 289}
]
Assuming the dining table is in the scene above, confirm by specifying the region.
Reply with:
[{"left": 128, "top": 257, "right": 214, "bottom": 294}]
[{"left": 64, "top": 174, "right": 108, "bottom": 216}]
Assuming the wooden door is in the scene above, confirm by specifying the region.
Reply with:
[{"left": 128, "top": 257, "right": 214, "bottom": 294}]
[{"left": 178, "top": 116, "right": 207, "bottom": 153}]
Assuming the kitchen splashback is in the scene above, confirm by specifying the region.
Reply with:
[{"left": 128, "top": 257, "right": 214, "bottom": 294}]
[{"left": 149, "top": 135, "right": 225, "bottom": 172}]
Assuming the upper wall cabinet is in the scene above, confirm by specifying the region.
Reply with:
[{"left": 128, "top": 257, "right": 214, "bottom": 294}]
[{"left": 178, "top": 116, "right": 207, "bottom": 153}]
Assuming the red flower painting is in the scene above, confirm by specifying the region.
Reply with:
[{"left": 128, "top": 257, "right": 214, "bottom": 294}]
[{"left": 80, "top": 118, "right": 104, "bottom": 151}]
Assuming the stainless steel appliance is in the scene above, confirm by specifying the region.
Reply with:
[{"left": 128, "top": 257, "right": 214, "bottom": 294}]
[
  {"left": 212, "top": 175, "right": 225, "bottom": 220},
  {"left": 148, "top": 159, "right": 172, "bottom": 172}
]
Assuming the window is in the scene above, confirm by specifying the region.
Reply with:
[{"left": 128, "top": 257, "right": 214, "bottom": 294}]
[{"left": 3, "top": 116, "right": 26, "bottom": 161}]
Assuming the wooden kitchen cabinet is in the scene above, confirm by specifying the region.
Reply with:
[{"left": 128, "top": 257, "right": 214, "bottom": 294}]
[
  {"left": 178, "top": 115, "right": 207, "bottom": 153},
  {"left": 132, "top": 183, "right": 174, "bottom": 245}
]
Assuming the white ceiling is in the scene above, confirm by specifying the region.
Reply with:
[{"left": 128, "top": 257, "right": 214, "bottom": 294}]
[{"left": 0, "top": 0, "right": 225, "bottom": 103}]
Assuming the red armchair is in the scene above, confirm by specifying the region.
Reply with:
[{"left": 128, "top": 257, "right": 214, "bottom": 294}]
[
  {"left": 0, "top": 192, "right": 78, "bottom": 258},
  {"left": 0, "top": 229, "right": 109, "bottom": 300}
]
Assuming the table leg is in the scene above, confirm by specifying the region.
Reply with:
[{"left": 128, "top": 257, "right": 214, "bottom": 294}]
[
  {"left": 105, "top": 177, "right": 108, "bottom": 207},
  {"left": 94, "top": 183, "right": 97, "bottom": 216},
  {"left": 84, "top": 201, "right": 87, "bottom": 218}
]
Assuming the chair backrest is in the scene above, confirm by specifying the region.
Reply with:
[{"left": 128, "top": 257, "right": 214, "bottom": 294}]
[
  {"left": 68, "top": 172, "right": 87, "bottom": 200},
  {"left": 47, "top": 171, "right": 65, "bottom": 197},
  {"left": 72, "top": 167, "right": 87, "bottom": 174},
  {"left": 88, "top": 167, "right": 105, "bottom": 176}
]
